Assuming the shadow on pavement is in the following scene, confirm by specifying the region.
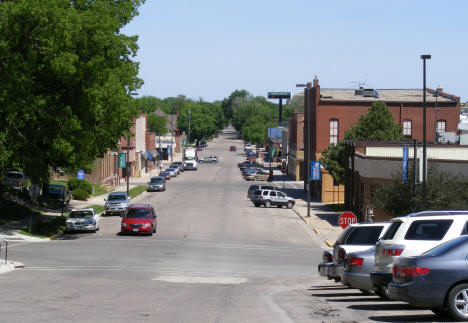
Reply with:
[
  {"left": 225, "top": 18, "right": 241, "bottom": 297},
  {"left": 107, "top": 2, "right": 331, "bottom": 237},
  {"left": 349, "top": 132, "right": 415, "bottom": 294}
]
[
  {"left": 368, "top": 314, "right": 443, "bottom": 322},
  {"left": 311, "top": 292, "right": 364, "bottom": 298},
  {"left": 315, "top": 212, "right": 339, "bottom": 226},
  {"left": 348, "top": 303, "right": 415, "bottom": 311}
]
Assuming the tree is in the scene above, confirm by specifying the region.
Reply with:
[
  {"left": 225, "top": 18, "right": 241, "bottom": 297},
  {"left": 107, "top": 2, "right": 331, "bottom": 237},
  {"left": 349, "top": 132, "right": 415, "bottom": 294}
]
[
  {"left": 321, "top": 101, "right": 405, "bottom": 184},
  {"left": 221, "top": 89, "right": 251, "bottom": 121},
  {"left": 241, "top": 116, "right": 271, "bottom": 155},
  {"left": 147, "top": 114, "right": 168, "bottom": 135},
  {"left": 0, "top": 0, "right": 144, "bottom": 184},
  {"left": 374, "top": 167, "right": 468, "bottom": 217},
  {"left": 177, "top": 104, "right": 218, "bottom": 144},
  {"left": 136, "top": 96, "right": 162, "bottom": 114}
]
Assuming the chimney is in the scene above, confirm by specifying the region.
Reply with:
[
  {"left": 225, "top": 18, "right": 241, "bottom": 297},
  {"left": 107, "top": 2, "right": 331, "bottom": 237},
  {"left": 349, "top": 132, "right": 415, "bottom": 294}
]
[{"left": 313, "top": 76, "right": 319, "bottom": 87}]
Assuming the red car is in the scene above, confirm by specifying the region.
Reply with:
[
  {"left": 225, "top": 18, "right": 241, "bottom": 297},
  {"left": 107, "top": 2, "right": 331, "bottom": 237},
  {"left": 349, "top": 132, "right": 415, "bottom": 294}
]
[
  {"left": 229, "top": 146, "right": 236, "bottom": 152},
  {"left": 120, "top": 204, "right": 157, "bottom": 235}
]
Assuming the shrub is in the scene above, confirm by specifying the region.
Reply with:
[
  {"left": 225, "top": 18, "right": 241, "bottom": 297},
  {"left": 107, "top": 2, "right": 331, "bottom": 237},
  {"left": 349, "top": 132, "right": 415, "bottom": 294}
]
[
  {"left": 72, "top": 188, "right": 89, "bottom": 201},
  {"left": 67, "top": 178, "right": 92, "bottom": 194}
]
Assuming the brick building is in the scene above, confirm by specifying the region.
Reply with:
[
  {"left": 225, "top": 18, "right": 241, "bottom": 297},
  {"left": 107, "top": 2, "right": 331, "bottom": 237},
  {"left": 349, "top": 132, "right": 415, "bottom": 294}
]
[
  {"left": 287, "top": 111, "right": 304, "bottom": 180},
  {"left": 301, "top": 77, "right": 460, "bottom": 203}
]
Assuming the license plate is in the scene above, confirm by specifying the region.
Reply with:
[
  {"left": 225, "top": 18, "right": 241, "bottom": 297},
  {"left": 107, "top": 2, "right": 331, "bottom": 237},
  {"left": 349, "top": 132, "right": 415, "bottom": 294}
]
[{"left": 132, "top": 228, "right": 139, "bottom": 232}]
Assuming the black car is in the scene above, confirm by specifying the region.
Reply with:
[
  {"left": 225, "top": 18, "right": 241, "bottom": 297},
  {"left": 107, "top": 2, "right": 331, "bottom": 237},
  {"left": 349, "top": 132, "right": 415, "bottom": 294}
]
[
  {"left": 389, "top": 235, "right": 468, "bottom": 321},
  {"left": 43, "top": 184, "right": 72, "bottom": 207}
]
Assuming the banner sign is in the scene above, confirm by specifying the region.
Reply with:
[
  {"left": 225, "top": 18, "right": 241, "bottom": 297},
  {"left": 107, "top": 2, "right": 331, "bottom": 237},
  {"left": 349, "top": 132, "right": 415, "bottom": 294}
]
[
  {"left": 268, "top": 127, "right": 282, "bottom": 139},
  {"left": 118, "top": 153, "right": 127, "bottom": 168},
  {"left": 311, "top": 161, "right": 321, "bottom": 181},
  {"left": 77, "top": 169, "right": 85, "bottom": 180},
  {"left": 402, "top": 147, "right": 409, "bottom": 182}
]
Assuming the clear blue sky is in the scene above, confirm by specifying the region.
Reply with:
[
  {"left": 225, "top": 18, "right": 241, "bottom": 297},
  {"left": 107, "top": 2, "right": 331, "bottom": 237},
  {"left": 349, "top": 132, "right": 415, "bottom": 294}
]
[{"left": 122, "top": 0, "right": 468, "bottom": 102}]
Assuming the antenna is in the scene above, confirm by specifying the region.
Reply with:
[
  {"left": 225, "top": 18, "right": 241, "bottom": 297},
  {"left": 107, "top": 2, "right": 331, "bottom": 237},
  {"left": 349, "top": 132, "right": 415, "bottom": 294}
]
[{"left": 349, "top": 80, "right": 369, "bottom": 88}]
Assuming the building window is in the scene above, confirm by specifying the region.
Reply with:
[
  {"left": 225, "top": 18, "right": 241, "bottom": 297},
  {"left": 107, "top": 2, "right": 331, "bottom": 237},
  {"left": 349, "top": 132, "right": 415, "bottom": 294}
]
[
  {"left": 403, "top": 120, "right": 412, "bottom": 137},
  {"left": 329, "top": 119, "right": 338, "bottom": 144},
  {"left": 437, "top": 120, "right": 446, "bottom": 134}
]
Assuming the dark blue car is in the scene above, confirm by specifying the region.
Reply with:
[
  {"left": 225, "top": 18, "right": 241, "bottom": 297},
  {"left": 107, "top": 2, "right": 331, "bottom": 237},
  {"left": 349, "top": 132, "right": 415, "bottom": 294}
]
[{"left": 389, "top": 235, "right": 468, "bottom": 321}]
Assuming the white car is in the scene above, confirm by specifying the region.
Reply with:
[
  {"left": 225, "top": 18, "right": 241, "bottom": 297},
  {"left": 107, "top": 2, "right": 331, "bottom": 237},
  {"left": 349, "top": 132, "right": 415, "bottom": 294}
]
[
  {"left": 370, "top": 210, "right": 468, "bottom": 299},
  {"left": 66, "top": 208, "right": 100, "bottom": 233}
]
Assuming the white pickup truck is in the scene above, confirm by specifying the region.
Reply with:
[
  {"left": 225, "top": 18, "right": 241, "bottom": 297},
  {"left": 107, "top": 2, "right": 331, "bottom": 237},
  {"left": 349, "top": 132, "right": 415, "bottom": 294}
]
[{"left": 184, "top": 148, "right": 197, "bottom": 170}]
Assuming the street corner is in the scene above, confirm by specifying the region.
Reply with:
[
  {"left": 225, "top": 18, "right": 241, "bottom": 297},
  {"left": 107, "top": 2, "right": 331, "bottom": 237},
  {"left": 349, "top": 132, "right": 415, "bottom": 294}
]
[{"left": 0, "top": 261, "right": 25, "bottom": 274}]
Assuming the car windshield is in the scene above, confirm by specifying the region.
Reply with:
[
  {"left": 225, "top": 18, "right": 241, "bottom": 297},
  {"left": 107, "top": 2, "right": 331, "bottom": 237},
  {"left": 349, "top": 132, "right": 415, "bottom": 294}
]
[
  {"left": 151, "top": 178, "right": 162, "bottom": 183},
  {"left": 108, "top": 194, "right": 126, "bottom": 201},
  {"left": 69, "top": 211, "right": 93, "bottom": 218},
  {"left": 345, "top": 226, "right": 384, "bottom": 245},
  {"left": 6, "top": 172, "right": 22, "bottom": 178},
  {"left": 48, "top": 185, "right": 64, "bottom": 193},
  {"left": 125, "top": 209, "right": 150, "bottom": 219}
]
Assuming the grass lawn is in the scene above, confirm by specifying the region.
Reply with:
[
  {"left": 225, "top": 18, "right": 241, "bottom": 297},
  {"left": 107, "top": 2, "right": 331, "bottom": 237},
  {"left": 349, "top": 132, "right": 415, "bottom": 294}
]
[
  {"left": 129, "top": 185, "right": 147, "bottom": 199},
  {"left": 84, "top": 204, "right": 105, "bottom": 214},
  {"left": 0, "top": 198, "right": 41, "bottom": 226},
  {"left": 20, "top": 216, "right": 66, "bottom": 239}
]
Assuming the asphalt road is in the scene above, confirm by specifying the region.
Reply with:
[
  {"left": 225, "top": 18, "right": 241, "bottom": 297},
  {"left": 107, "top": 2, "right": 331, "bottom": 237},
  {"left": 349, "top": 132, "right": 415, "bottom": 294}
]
[{"left": 0, "top": 128, "right": 446, "bottom": 323}]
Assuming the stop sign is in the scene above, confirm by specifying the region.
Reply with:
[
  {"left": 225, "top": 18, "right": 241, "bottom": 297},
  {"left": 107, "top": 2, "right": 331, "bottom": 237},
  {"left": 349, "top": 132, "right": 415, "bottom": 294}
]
[{"left": 338, "top": 211, "right": 357, "bottom": 229}]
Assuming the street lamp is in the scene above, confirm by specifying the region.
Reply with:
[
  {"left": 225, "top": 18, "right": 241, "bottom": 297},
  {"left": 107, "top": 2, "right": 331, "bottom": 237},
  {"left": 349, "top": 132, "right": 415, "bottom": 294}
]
[
  {"left": 434, "top": 87, "right": 441, "bottom": 142},
  {"left": 296, "top": 82, "right": 312, "bottom": 217},
  {"left": 420, "top": 54, "right": 431, "bottom": 206}
]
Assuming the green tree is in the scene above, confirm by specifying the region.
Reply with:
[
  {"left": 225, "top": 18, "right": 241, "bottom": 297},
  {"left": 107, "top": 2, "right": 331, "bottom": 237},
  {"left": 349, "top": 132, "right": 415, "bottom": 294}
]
[
  {"left": 241, "top": 116, "right": 271, "bottom": 155},
  {"left": 177, "top": 104, "right": 218, "bottom": 144},
  {"left": 136, "top": 96, "right": 162, "bottom": 114},
  {"left": 147, "top": 114, "right": 168, "bottom": 135},
  {"left": 374, "top": 167, "right": 468, "bottom": 217},
  {"left": 221, "top": 89, "right": 251, "bottom": 121},
  {"left": 321, "top": 101, "right": 405, "bottom": 184},
  {"left": 0, "top": 0, "right": 144, "bottom": 184}
]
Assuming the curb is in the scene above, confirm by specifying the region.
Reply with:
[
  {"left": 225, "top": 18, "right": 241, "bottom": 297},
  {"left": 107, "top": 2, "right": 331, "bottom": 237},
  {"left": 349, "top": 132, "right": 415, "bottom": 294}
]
[{"left": 291, "top": 203, "right": 334, "bottom": 248}]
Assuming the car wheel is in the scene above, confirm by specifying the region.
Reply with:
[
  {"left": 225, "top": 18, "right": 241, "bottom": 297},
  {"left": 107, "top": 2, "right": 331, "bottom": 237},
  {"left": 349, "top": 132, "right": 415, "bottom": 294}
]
[
  {"left": 376, "top": 285, "right": 392, "bottom": 300},
  {"left": 447, "top": 283, "right": 468, "bottom": 321},
  {"left": 149, "top": 230, "right": 153, "bottom": 236},
  {"left": 286, "top": 201, "right": 294, "bottom": 209},
  {"left": 359, "top": 289, "right": 373, "bottom": 295},
  {"left": 264, "top": 200, "right": 271, "bottom": 208},
  {"left": 92, "top": 226, "right": 96, "bottom": 233},
  {"left": 153, "top": 225, "right": 156, "bottom": 233}
]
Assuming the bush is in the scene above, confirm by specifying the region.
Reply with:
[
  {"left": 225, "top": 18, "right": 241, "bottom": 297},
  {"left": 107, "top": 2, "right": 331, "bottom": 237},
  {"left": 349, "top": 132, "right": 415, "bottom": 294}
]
[
  {"left": 72, "top": 189, "right": 89, "bottom": 201},
  {"left": 67, "top": 178, "right": 92, "bottom": 194}
]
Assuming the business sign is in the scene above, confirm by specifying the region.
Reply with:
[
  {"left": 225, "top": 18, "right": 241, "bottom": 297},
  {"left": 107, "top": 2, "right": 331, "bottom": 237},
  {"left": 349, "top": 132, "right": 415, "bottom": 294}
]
[
  {"left": 268, "top": 127, "right": 283, "bottom": 139},
  {"left": 167, "top": 145, "right": 172, "bottom": 155},
  {"left": 77, "top": 169, "right": 85, "bottom": 180},
  {"left": 311, "top": 161, "right": 321, "bottom": 181},
  {"left": 118, "top": 153, "right": 127, "bottom": 168},
  {"left": 267, "top": 92, "right": 291, "bottom": 99},
  {"left": 338, "top": 212, "right": 358, "bottom": 229},
  {"left": 402, "top": 147, "right": 409, "bottom": 182}
]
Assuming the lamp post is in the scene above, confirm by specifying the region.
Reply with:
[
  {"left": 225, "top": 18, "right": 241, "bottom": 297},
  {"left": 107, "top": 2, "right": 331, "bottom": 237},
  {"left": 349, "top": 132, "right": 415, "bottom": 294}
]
[
  {"left": 434, "top": 87, "right": 440, "bottom": 142},
  {"left": 296, "top": 82, "right": 312, "bottom": 217},
  {"left": 421, "top": 54, "right": 431, "bottom": 206},
  {"left": 171, "top": 114, "right": 174, "bottom": 164}
]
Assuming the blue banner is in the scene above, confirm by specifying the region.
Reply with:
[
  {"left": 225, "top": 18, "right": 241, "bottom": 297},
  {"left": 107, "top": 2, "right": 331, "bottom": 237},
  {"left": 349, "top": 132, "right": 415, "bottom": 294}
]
[
  {"left": 402, "top": 147, "right": 409, "bottom": 182},
  {"left": 311, "top": 161, "right": 321, "bottom": 181},
  {"left": 77, "top": 169, "right": 85, "bottom": 180}
]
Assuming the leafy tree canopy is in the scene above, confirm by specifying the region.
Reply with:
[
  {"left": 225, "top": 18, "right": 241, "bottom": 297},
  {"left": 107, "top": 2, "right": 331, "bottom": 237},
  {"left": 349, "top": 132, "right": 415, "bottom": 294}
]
[
  {"left": 147, "top": 114, "right": 168, "bottom": 135},
  {"left": 321, "top": 101, "right": 406, "bottom": 184},
  {"left": 0, "top": 0, "right": 144, "bottom": 184}
]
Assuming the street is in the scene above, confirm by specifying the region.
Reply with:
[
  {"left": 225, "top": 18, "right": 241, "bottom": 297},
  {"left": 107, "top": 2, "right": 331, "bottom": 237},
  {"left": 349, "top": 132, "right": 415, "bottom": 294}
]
[{"left": 0, "top": 130, "right": 443, "bottom": 323}]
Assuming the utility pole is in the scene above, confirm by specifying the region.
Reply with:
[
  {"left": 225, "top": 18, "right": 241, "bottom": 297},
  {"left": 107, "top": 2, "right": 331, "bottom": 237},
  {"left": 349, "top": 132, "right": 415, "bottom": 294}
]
[
  {"left": 171, "top": 114, "right": 174, "bottom": 164},
  {"left": 421, "top": 54, "right": 431, "bottom": 207},
  {"left": 126, "top": 136, "right": 130, "bottom": 196},
  {"left": 187, "top": 108, "right": 191, "bottom": 146}
]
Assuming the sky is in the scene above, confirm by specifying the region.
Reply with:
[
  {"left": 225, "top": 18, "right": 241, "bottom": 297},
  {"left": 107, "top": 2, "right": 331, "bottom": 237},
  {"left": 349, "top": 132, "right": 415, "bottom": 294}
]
[{"left": 122, "top": 0, "right": 468, "bottom": 103}]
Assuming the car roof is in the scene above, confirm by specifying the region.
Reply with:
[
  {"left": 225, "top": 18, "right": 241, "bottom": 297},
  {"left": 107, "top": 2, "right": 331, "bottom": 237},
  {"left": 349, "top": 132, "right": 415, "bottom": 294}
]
[
  {"left": 127, "top": 204, "right": 152, "bottom": 210},
  {"left": 71, "top": 208, "right": 94, "bottom": 212},
  {"left": 393, "top": 210, "right": 468, "bottom": 222},
  {"left": 151, "top": 176, "right": 163, "bottom": 179}
]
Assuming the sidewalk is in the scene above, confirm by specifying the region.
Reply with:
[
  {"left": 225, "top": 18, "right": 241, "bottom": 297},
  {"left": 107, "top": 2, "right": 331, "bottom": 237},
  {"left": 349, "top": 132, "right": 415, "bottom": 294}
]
[{"left": 269, "top": 168, "right": 342, "bottom": 248}]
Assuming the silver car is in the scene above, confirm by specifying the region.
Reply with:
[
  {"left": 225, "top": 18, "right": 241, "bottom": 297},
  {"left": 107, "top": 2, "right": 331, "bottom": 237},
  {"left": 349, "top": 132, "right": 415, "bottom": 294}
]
[
  {"left": 65, "top": 208, "right": 100, "bottom": 233},
  {"left": 147, "top": 176, "right": 166, "bottom": 192},
  {"left": 341, "top": 246, "right": 377, "bottom": 295},
  {"left": 104, "top": 192, "right": 131, "bottom": 216},
  {"left": 166, "top": 168, "right": 177, "bottom": 177}
]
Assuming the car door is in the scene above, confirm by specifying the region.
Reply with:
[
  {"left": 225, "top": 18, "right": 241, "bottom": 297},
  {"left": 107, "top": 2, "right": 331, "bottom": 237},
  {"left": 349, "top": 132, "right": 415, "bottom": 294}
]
[
  {"left": 268, "top": 190, "right": 278, "bottom": 205},
  {"left": 94, "top": 211, "right": 100, "bottom": 229},
  {"left": 276, "top": 191, "right": 287, "bottom": 206}
]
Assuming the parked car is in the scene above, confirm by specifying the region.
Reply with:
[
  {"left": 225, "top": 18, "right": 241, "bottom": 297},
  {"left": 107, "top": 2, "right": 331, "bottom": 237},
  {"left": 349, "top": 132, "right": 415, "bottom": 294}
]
[
  {"left": 370, "top": 210, "right": 468, "bottom": 300},
  {"left": 147, "top": 176, "right": 166, "bottom": 192},
  {"left": 65, "top": 208, "right": 100, "bottom": 233},
  {"left": 43, "top": 184, "right": 72, "bottom": 207},
  {"left": 172, "top": 162, "right": 184, "bottom": 172},
  {"left": 244, "top": 143, "right": 252, "bottom": 151},
  {"left": 166, "top": 168, "right": 177, "bottom": 177},
  {"left": 389, "top": 235, "right": 468, "bottom": 321},
  {"left": 341, "top": 246, "right": 378, "bottom": 294},
  {"left": 319, "top": 222, "right": 391, "bottom": 286},
  {"left": 229, "top": 146, "right": 236, "bottom": 152},
  {"left": 244, "top": 170, "right": 270, "bottom": 181},
  {"left": 199, "top": 142, "right": 207, "bottom": 148},
  {"left": 247, "top": 184, "right": 275, "bottom": 199},
  {"left": 159, "top": 171, "right": 171, "bottom": 180},
  {"left": 120, "top": 204, "right": 157, "bottom": 235},
  {"left": 241, "top": 167, "right": 257, "bottom": 177},
  {"left": 250, "top": 189, "right": 295, "bottom": 208},
  {"left": 2, "top": 171, "right": 28, "bottom": 192},
  {"left": 104, "top": 192, "right": 131, "bottom": 216},
  {"left": 196, "top": 146, "right": 202, "bottom": 151}
]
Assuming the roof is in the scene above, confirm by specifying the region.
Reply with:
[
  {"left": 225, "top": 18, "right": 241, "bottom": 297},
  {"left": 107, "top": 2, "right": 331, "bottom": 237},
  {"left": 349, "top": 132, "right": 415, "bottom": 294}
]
[
  {"left": 127, "top": 204, "right": 151, "bottom": 209},
  {"left": 319, "top": 89, "right": 457, "bottom": 103}
]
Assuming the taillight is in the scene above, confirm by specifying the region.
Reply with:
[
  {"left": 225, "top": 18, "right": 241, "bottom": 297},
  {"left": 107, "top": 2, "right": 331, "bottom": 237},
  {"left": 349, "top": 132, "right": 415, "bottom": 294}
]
[
  {"left": 259, "top": 196, "right": 263, "bottom": 199},
  {"left": 348, "top": 257, "right": 364, "bottom": 267},
  {"left": 18, "top": 181, "right": 22, "bottom": 185},
  {"left": 323, "top": 253, "right": 333, "bottom": 263},
  {"left": 393, "top": 266, "right": 430, "bottom": 278},
  {"left": 338, "top": 248, "right": 346, "bottom": 261},
  {"left": 383, "top": 248, "right": 404, "bottom": 256}
]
